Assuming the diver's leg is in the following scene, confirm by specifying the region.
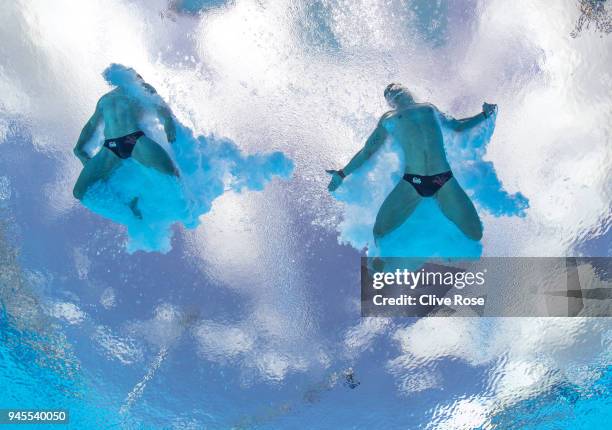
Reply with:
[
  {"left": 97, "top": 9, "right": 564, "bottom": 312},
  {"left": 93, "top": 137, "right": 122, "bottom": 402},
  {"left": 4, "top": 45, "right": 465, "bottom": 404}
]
[
  {"left": 73, "top": 149, "right": 121, "bottom": 200},
  {"left": 132, "top": 136, "right": 179, "bottom": 176},
  {"left": 435, "top": 178, "right": 483, "bottom": 241},
  {"left": 373, "top": 180, "right": 422, "bottom": 243}
]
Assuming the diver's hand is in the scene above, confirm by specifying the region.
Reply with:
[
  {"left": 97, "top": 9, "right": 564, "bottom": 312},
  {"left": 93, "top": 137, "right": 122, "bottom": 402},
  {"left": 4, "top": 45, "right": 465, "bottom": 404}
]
[
  {"left": 166, "top": 127, "right": 176, "bottom": 143},
  {"left": 326, "top": 169, "right": 344, "bottom": 192},
  {"left": 482, "top": 102, "right": 497, "bottom": 118}
]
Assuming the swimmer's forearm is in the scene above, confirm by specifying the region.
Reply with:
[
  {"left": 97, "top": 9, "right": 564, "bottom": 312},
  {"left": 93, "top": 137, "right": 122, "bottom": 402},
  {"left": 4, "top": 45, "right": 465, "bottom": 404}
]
[
  {"left": 342, "top": 150, "right": 368, "bottom": 176},
  {"left": 164, "top": 119, "right": 176, "bottom": 143},
  {"left": 452, "top": 112, "right": 487, "bottom": 132},
  {"left": 158, "top": 106, "right": 176, "bottom": 143},
  {"left": 74, "top": 107, "right": 101, "bottom": 162},
  {"left": 342, "top": 125, "right": 386, "bottom": 176}
]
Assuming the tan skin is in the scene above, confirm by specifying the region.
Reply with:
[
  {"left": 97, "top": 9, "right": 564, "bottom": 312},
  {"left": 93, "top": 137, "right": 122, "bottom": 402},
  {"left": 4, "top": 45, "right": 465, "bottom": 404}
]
[
  {"left": 328, "top": 89, "right": 496, "bottom": 242},
  {"left": 72, "top": 82, "right": 178, "bottom": 205}
]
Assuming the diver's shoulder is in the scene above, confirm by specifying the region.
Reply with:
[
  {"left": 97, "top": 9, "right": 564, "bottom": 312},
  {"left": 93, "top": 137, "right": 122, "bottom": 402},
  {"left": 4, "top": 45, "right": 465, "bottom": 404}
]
[
  {"left": 97, "top": 91, "right": 115, "bottom": 108},
  {"left": 142, "top": 83, "right": 158, "bottom": 94},
  {"left": 100, "top": 88, "right": 122, "bottom": 101},
  {"left": 390, "top": 103, "right": 437, "bottom": 116},
  {"left": 380, "top": 110, "right": 396, "bottom": 121},
  {"left": 412, "top": 102, "right": 438, "bottom": 113}
]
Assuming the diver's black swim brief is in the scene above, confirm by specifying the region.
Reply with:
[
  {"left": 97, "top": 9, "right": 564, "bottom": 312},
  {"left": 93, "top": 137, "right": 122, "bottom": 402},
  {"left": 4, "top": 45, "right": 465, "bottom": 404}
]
[
  {"left": 103, "top": 130, "right": 145, "bottom": 159},
  {"left": 402, "top": 171, "right": 453, "bottom": 197}
]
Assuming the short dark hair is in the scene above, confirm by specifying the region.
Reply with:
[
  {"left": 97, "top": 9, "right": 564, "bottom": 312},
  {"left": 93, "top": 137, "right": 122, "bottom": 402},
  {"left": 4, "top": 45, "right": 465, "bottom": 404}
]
[
  {"left": 384, "top": 83, "right": 414, "bottom": 104},
  {"left": 384, "top": 83, "right": 401, "bottom": 99}
]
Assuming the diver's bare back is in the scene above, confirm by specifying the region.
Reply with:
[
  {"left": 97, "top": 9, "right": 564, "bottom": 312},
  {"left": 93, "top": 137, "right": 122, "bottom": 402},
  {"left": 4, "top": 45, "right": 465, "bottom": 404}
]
[
  {"left": 381, "top": 103, "right": 450, "bottom": 176},
  {"left": 99, "top": 89, "right": 143, "bottom": 139}
]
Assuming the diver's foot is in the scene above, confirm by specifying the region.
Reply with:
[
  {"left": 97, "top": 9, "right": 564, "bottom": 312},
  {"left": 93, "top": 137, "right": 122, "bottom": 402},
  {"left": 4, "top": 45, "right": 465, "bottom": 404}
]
[
  {"left": 129, "top": 197, "right": 143, "bottom": 220},
  {"left": 365, "top": 256, "right": 385, "bottom": 274},
  {"left": 372, "top": 257, "right": 385, "bottom": 272}
]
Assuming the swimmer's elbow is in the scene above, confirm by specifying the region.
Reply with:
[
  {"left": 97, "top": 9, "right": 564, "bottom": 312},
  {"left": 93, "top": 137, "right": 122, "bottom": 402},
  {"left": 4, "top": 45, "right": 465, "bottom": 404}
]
[
  {"left": 363, "top": 138, "right": 384, "bottom": 159},
  {"left": 73, "top": 147, "right": 89, "bottom": 165}
]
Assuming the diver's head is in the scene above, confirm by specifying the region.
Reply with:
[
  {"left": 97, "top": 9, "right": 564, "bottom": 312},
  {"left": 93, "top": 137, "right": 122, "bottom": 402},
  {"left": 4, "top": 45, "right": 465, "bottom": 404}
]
[
  {"left": 384, "top": 83, "right": 415, "bottom": 108},
  {"left": 102, "top": 63, "right": 142, "bottom": 88}
]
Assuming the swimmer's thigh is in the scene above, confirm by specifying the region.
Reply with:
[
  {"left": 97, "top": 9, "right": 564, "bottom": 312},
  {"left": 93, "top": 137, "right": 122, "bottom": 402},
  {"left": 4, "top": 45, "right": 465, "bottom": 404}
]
[
  {"left": 373, "top": 181, "right": 421, "bottom": 240},
  {"left": 132, "top": 136, "right": 178, "bottom": 176},
  {"left": 435, "top": 178, "right": 483, "bottom": 240},
  {"left": 73, "top": 149, "right": 120, "bottom": 200}
]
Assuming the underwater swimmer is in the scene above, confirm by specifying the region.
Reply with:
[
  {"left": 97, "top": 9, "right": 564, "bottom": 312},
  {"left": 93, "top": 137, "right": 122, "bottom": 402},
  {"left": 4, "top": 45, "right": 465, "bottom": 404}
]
[
  {"left": 328, "top": 83, "right": 497, "bottom": 242},
  {"left": 72, "top": 65, "right": 179, "bottom": 215}
]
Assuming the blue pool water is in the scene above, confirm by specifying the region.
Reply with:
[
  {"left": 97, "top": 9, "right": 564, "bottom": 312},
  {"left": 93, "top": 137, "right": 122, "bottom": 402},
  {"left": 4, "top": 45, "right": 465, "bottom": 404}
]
[{"left": 1, "top": 1, "right": 611, "bottom": 429}]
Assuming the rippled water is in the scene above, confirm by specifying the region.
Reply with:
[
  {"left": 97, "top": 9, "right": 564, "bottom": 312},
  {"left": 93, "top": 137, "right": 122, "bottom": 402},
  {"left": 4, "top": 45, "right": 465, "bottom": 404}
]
[{"left": 0, "top": 1, "right": 611, "bottom": 429}]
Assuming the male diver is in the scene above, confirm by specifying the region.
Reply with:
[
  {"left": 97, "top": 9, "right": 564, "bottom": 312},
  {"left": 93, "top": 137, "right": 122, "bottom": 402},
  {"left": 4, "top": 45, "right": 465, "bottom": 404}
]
[
  {"left": 328, "top": 83, "right": 497, "bottom": 243},
  {"left": 72, "top": 65, "right": 178, "bottom": 216}
]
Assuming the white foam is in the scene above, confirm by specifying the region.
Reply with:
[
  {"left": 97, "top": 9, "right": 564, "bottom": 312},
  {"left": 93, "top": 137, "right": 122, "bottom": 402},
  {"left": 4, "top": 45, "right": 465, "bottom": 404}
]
[{"left": 47, "top": 301, "right": 86, "bottom": 325}]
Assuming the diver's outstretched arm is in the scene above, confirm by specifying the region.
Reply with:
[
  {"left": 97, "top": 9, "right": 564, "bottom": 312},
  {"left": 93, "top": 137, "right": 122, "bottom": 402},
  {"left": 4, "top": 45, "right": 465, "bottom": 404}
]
[
  {"left": 142, "top": 82, "right": 176, "bottom": 143},
  {"left": 343, "top": 122, "right": 387, "bottom": 175},
  {"left": 327, "top": 119, "right": 388, "bottom": 191},
  {"left": 447, "top": 103, "right": 497, "bottom": 132},
  {"left": 74, "top": 101, "right": 103, "bottom": 165}
]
